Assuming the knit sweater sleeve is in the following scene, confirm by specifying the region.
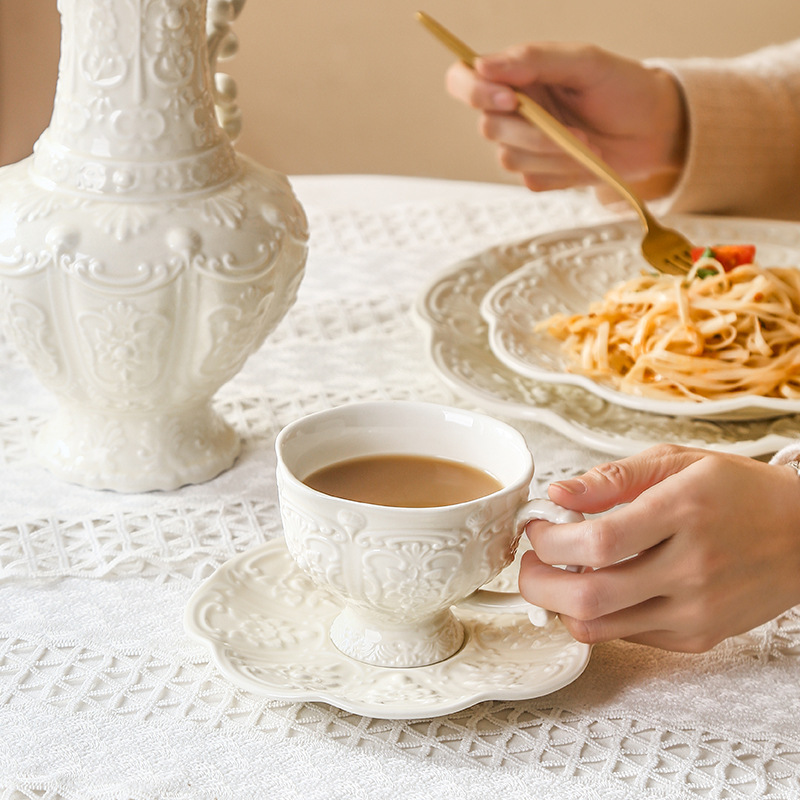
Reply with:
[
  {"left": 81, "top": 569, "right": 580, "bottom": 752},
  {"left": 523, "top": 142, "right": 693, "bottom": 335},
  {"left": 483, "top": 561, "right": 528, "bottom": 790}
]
[{"left": 649, "top": 40, "right": 800, "bottom": 220}]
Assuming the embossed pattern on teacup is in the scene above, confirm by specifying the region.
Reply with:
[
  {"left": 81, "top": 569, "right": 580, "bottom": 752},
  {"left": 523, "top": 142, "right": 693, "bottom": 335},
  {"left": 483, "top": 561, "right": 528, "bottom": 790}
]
[{"left": 274, "top": 401, "right": 534, "bottom": 669}]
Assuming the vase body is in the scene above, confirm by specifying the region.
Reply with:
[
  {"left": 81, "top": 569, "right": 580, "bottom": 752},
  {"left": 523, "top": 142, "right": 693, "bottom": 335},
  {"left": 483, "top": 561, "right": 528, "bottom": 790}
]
[{"left": 0, "top": 0, "right": 308, "bottom": 491}]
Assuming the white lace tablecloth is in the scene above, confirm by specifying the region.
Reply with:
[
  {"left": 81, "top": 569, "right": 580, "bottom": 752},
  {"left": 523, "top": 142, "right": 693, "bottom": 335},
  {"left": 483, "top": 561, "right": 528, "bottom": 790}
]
[{"left": 1, "top": 175, "right": 799, "bottom": 800}]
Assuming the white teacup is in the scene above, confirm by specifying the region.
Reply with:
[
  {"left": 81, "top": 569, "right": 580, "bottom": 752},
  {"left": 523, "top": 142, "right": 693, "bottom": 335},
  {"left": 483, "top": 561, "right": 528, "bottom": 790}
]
[{"left": 275, "top": 401, "right": 580, "bottom": 668}]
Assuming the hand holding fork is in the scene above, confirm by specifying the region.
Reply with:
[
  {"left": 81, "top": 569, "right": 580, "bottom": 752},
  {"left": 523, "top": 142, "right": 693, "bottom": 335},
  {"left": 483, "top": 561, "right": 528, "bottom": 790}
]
[{"left": 417, "top": 11, "right": 695, "bottom": 275}]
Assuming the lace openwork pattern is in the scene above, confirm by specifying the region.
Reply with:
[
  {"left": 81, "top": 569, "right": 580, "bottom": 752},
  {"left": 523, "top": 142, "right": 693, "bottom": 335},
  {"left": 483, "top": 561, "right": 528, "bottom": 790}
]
[{"left": 2, "top": 182, "right": 799, "bottom": 799}]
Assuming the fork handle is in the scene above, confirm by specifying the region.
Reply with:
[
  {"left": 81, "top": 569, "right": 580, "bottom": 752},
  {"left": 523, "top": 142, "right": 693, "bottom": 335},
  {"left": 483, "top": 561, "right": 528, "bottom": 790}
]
[
  {"left": 513, "top": 95, "right": 652, "bottom": 228},
  {"left": 416, "top": 11, "right": 652, "bottom": 230}
]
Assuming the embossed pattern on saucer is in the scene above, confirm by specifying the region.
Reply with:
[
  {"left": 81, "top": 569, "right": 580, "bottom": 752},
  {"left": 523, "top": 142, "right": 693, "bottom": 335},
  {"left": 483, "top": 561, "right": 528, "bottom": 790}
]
[
  {"left": 413, "top": 216, "right": 800, "bottom": 456},
  {"left": 184, "top": 540, "right": 592, "bottom": 719}
]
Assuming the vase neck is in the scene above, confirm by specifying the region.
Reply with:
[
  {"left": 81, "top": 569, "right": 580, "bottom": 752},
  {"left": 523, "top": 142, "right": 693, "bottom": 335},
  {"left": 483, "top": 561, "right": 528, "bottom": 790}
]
[{"left": 32, "top": 0, "right": 237, "bottom": 197}]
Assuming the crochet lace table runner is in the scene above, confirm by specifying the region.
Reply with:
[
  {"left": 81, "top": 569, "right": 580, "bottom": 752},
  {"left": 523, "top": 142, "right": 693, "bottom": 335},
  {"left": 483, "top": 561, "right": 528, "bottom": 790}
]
[{"left": 1, "top": 176, "right": 798, "bottom": 800}]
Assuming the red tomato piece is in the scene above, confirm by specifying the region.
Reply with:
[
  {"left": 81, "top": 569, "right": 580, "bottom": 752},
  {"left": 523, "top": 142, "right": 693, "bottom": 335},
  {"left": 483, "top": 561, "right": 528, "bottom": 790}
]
[{"left": 690, "top": 244, "right": 756, "bottom": 272}]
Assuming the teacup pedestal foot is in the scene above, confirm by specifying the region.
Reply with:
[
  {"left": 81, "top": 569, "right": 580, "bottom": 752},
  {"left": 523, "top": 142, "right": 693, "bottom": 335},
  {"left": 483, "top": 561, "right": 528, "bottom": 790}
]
[
  {"left": 329, "top": 605, "right": 466, "bottom": 668},
  {"left": 34, "top": 402, "right": 241, "bottom": 492}
]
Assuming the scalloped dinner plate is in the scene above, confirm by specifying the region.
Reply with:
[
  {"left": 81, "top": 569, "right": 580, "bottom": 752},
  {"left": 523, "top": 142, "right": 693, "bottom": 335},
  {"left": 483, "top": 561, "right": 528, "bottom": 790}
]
[
  {"left": 412, "top": 215, "right": 800, "bottom": 456},
  {"left": 184, "top": 540, "right": 591, "bottom": 720},
  {"left": 480, "top": 217, "right": 800, "bottom": 421}
]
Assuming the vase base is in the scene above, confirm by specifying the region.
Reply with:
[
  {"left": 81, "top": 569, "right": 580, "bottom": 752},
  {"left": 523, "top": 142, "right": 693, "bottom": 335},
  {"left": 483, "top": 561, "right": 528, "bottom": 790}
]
[{"left": 34, "top": 403, "right": 241, "bottom": 492}]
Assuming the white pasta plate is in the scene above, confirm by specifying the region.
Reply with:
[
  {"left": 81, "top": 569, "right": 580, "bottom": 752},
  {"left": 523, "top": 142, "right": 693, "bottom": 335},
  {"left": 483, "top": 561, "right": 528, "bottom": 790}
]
[
  {"left": 413, "top": 215, "right": 800, "bottom": 456},
  {"left": 480, "top": 216, "right": 800, "bottom": 420}
]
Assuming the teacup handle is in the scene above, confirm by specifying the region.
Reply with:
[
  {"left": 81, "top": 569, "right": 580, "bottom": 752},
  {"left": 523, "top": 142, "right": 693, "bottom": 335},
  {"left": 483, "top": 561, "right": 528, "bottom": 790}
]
[{"left": 457, "top": 498, "right": 583, "bottom": 626}]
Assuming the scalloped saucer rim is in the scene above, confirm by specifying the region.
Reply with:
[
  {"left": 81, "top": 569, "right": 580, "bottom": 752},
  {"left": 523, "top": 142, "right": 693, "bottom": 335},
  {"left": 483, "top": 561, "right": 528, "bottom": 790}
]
[{"left": 184, "top": 540, "right": 592, "bottom": 720}]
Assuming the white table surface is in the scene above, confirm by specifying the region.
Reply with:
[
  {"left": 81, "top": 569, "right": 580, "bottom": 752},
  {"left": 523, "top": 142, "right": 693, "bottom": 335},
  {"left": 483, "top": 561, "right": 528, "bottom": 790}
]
[{"left": 1, "top": 174, "right": 799, "bottom": 800}]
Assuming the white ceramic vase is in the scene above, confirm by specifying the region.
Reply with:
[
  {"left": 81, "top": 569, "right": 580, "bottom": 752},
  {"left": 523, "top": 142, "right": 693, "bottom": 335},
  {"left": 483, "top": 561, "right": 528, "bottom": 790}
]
[{"left": 0, "top": 0, "right": 308, "bottom": 491}]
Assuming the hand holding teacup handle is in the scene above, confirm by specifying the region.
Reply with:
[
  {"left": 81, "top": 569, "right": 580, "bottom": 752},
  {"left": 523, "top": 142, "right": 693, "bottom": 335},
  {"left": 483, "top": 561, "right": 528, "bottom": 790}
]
[{"left": 457, "top": 498, "right": 583, "bottom": 626}]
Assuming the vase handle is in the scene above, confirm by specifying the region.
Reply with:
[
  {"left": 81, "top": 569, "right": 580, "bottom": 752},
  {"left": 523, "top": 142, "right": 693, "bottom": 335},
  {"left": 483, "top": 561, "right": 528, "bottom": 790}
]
[{"left": 206, "top": 0, "right": 247, "bottom": 141}]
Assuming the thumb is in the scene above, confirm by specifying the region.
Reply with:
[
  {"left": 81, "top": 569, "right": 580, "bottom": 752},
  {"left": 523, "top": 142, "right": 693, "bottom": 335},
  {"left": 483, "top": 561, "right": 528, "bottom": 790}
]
[
  {"left": 547, "top": 445, "right": 705, "bottom": 514},
  {"left": 475, "top": 43, "right": 601, "bottom": 91}
]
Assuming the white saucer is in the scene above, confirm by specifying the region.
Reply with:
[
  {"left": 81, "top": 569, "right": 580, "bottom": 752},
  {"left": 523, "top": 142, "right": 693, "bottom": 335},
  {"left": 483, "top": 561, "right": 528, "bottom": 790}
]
[
  {"left": 184, "top": 540, "right": 592, "bottom": 720},
  {"left": 413, "top": 216, "right": 800, "bottom": 456}
]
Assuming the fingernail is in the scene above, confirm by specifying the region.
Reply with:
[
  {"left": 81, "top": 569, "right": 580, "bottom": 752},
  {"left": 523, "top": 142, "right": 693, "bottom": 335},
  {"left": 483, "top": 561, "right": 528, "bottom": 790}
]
[
  {"left": 551, "top": 478, "right": 587, "bottom": 495},
  {"left": 490, "top": 89, "right": 517, "bottom": 110},
  {"left": 478, "top": 54, "right": 508, "bottom": 70}
]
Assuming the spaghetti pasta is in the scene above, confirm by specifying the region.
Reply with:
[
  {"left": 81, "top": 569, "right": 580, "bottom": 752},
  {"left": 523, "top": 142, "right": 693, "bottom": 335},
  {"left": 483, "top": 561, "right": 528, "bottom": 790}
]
[{"left": 536, "top": 254, "right": 800, "bottom": 401}]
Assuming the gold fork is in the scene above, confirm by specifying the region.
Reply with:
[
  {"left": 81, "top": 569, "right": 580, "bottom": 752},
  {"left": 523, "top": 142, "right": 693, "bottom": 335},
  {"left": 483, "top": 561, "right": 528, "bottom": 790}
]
[{"left": 416, "top": 11, "right": 695, "bottom": 276}]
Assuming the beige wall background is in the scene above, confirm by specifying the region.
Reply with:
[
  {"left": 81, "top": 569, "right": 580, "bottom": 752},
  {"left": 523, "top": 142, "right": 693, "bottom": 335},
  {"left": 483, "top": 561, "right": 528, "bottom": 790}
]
[{"left": 2, "top": 1, "right": 800, "bottom": 181}]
